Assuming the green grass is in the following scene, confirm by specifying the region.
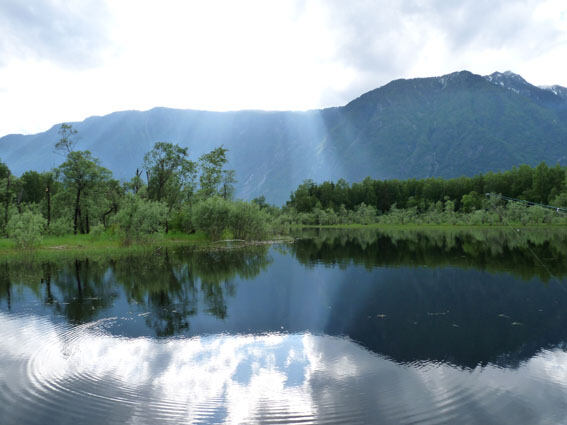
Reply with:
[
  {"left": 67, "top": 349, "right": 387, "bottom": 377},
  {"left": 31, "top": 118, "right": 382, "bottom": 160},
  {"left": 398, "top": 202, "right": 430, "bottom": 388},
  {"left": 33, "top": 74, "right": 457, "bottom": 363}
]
[
  {"left": 0, "top": 231, "right": 209, "bottom": 258},
  {"left": 0, "top": 230, "right": 296, "bottom": 262}
]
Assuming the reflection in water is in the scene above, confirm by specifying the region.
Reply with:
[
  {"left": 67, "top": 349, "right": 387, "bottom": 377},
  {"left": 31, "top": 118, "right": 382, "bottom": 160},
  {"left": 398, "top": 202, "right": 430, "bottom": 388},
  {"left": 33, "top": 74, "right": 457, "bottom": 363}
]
[
  {"left": 294, "top": 228, "right": 567, "bottom": 281},
  {"left": 2, "top": 230, "right": 567, "bottom": 424},
  {"left": 1, "top": 313, "right": 567, "bottom": 425},
  {"left": 0, "top": 246, "right": 271, "bottom": 337}
]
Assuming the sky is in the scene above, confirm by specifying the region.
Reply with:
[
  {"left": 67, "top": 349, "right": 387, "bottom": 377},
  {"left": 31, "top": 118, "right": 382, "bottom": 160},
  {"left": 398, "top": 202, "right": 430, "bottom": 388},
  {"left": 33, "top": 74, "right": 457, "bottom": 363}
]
[{"left": 0, "top": 0, "right": 566, "bottom": 136}]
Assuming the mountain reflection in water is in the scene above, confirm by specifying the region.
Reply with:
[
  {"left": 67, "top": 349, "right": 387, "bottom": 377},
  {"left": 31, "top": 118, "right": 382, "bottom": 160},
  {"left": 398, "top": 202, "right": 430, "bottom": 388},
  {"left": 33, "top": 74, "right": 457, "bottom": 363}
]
[{"left": 1, "top": 229, "right": 567, "bottom": 424}]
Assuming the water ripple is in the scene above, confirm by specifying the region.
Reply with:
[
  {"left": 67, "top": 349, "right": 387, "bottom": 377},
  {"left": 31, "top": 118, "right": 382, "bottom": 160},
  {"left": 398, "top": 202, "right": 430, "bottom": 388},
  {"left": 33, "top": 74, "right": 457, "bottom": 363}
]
[{"left": 1, "top": 313, "right": 567, "bottom": 424}]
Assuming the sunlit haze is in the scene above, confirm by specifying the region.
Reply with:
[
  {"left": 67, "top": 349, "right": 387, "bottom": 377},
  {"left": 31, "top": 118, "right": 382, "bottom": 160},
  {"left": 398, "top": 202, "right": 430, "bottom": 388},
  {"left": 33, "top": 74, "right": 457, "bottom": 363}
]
[{"left": 1, "top": 0, "right": 566, "bottom": 135}]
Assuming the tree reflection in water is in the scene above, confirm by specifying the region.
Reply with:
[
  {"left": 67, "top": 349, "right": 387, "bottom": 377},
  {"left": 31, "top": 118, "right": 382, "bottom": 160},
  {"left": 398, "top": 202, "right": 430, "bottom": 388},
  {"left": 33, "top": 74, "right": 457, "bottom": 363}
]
[
  {"left": 0, "top": 245, "right": 272, "bottom": 336},
  {"left": 1, "top": 229, "right": 567, "bottom": 369}
]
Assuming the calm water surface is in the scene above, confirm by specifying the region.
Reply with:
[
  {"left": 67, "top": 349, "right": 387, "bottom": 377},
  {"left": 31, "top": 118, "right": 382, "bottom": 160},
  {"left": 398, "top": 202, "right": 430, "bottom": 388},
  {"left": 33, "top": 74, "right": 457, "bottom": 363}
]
[{"left": 1, "top": 229, "right": 567, "bottom": 424}]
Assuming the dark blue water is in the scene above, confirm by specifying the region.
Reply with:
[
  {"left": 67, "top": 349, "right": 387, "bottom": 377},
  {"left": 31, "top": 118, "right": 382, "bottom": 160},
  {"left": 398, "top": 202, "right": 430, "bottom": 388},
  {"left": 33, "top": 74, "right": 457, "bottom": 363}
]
[{"left": 1, "top": 229, "right": 567, "bottom": 424}]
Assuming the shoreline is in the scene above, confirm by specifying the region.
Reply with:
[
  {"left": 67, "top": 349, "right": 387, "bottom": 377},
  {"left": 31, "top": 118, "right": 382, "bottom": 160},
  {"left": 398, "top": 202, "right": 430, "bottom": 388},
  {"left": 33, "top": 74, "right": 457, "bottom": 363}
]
[{"left": 1, "top": 224, "right": 565, "bottom": 258}]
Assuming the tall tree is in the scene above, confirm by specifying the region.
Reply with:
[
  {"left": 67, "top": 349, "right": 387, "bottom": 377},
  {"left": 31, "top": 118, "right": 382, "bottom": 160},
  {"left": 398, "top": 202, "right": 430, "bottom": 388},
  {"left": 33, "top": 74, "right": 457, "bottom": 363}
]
[
  {"left": 143, "top": 142, "right": 196, "bottom": 232},
  {"left": 143, "top": 142, "right": 196, "bottom": 203},
  {"left": 42, "top": 172, "right": 55, "bottom": 228},
  {"left": 198, "top": 146, "right": 235, "bottom": 198},
  {"left": 0, "top": 161, "right": 13, "bottom": 235},
  {"left": 57, "top": 151, "right": 111, "bottom": 234},
  {"left": 55, "top": 123, "right": 78, "bottom": 154},
  {"left": 220, "top": 169, "right": 236, "bottom": 200}
]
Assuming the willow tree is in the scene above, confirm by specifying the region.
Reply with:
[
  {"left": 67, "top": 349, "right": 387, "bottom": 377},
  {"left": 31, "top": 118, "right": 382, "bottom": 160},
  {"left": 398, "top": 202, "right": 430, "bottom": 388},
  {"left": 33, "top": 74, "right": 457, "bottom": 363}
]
[
  {"left": 143, "top": 142, "right": 196, "bottom": 232},
  {"left": 57, "top": 151, "right": 111, "bottom": 234},
  {"left": 198, "top": 146, "right": 235, "bottom": 199}
]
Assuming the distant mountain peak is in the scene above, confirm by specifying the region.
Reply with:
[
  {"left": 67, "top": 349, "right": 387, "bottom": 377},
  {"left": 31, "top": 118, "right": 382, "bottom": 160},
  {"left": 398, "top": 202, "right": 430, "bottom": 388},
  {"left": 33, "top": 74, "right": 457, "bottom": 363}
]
[
  {"left": 484, "top": 71, "right": 529, "bottom": 88},
  {"left": 540, "top": 84, "right": 567, "bottom": 100},
  {"left": 483, "top": 71, "right": 567, "bottom": 107}
]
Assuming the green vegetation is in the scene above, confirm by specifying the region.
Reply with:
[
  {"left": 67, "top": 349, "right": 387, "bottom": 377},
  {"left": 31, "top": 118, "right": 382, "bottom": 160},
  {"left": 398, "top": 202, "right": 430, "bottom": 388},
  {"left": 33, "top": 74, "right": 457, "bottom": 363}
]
[
  {"left": 2, "top": 123, "right": 567, "bottom": 253},
  {"left": 284, "top": 162, "right": 567, "bottom": 227},
  {"left": 0, "top": 124, "right": 274, "bottom": 251},
  {"left": 6, "top": 210, "right": 46, "bottom": 249}
]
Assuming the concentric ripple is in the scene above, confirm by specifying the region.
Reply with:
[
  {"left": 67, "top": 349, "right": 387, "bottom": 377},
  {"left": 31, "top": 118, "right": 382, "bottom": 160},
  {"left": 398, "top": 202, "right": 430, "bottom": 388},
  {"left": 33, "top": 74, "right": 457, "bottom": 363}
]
[{"left": 1, "top": 312, "right": 567, "bottom": 424}]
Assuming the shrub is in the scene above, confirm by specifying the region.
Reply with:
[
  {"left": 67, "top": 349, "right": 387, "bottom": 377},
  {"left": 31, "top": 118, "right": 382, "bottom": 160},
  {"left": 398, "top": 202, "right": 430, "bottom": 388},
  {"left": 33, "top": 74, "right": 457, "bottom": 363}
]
[
  {"left": 112, "top": 195, "right": 168, "bottom": 244},
  {"left": 7, "top": 210, "right": 47, "bottom": 249},
  {"left": 46, "top": 217, "right": 73, "bottom": 236},
  {"left": 89, "top": 224, "right": 106, "bottom": 240},
  {"left": 191, "top": 197, "right": 231, "bottom": 240},
  {"left": 229, "top": 201, "right": 269, "bottom": 240},
  {"left": 168, "top": 203, "right": 194, "bottom": 233}
]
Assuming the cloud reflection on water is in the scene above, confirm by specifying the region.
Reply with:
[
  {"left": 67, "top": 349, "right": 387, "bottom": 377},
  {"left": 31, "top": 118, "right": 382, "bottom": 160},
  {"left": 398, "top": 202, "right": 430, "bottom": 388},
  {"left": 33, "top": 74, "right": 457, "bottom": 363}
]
[{"left": 2, "top": 313, "right": 567, "bottom": 424}]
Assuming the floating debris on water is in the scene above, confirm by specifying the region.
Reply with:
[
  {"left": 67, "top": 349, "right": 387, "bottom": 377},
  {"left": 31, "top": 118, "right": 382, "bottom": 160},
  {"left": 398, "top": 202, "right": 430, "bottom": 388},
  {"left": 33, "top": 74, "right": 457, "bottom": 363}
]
[{"left": 498, "top": 314, "right": 510, "bottom": 319}]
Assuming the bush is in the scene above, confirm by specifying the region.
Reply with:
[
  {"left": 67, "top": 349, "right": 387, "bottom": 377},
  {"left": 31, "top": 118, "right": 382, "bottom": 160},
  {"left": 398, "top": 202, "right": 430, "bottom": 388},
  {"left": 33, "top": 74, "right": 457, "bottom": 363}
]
[
  {"left": 229, "top": 201, "right": 269, "bottom": 240},
  {"left": 89, "top": 224, "right": 106, "bottom": 240},
  {"left": 7, "top": 210, "right": 47, "bottom": 249},
  {"left": 168, "top": 203, "right": 194, "bottom": 233},
  {"left": 192, "top": 197, "right": 231, "bottom": 240},
  {"left": 112, "top": 195, "right": 168, "bottom": 244},
  {"left": 46, "top": 217, "right": 73, "bottom": 236}
]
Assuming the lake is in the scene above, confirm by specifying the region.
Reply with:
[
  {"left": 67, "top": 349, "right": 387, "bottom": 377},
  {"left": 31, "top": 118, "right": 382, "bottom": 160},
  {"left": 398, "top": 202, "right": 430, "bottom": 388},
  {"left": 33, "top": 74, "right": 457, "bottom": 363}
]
[{"left": 1, "top": 228, "right": 567, "bottom": 424}]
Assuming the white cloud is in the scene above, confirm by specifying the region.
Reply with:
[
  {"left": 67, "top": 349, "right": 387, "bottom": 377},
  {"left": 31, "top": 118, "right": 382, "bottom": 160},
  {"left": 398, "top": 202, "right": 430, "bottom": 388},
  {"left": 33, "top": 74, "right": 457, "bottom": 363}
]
[{"left": 0, "top": 0, "right": 566, "bottom": 135}]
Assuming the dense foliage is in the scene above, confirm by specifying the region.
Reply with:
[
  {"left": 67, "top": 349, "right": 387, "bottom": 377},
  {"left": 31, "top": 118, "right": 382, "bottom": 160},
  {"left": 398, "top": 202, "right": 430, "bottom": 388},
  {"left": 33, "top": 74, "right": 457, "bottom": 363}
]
[
  {"left": 0, "top": 125, "right": 273, "bottom": 246},
  {"left": 6, "top": 210, "right": 46, "bottom": 248},
  {"left": 285, "top": 162, "right": 567, "bottom": 225},
  {"left": 2, "top": 124, "right": 567, "bottom": 249}
]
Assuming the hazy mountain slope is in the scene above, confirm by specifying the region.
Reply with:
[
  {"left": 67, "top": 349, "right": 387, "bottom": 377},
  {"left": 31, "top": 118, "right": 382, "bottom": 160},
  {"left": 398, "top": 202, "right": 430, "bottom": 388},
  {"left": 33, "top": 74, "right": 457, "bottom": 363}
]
[
  {"left": 1, "top": 70, "right": 566, "bottom": 204},
  {"left": 332, "top": 71, "right": 567, "bottom": 181}
]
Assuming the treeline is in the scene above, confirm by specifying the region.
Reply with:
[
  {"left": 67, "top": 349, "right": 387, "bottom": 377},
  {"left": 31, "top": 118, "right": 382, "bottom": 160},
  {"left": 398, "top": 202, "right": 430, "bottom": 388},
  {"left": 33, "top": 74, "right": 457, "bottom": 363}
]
[
  {"left": 3, "top": 123, "right": 567, "bottom": 246},
  {"left": 283, "top": 163, "right": 567, "bottom": 225},
  {"left": 0, "top": 124, "right": 270, "bottom": 247}
]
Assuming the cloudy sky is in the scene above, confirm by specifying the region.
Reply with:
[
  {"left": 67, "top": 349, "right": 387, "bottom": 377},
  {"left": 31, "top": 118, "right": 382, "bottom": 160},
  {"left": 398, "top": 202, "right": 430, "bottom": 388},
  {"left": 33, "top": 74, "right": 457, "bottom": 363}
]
[{"left": 1, "top": 0, "right": 566, "bottom": 136}]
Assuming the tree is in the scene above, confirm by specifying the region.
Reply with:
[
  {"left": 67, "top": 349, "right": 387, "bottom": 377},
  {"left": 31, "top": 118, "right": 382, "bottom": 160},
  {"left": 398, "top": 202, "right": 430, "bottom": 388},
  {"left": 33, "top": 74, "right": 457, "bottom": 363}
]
[
  {"left": 220, "top": 169, "right": 236, "bottom": 200},
  {"left": 198, "top": 146, "right": 233, "bottom": 198},
  {"left": 288, "top": 179, "right": 317, "bottom": 212},
  {"left": 143, "top": 142, "right": 196, "bottom": 202},
  {"left": 0, "top": 161, "right": 9, "bottom": 180},
  {"left": 0, "top": 161, "right": 13, "bottom": 235},
  {"left": 55, "top": 123, "right": 78, "bottom": 154},
  {"left": 20, "top": 171, "right": 44, "bottom": 204},
  {"left": 461, "top": 191, "right": 482, "bottom": 213},
  {"left": 99, "top": 179, "right": 124, "bottom": 228},
  {"left": 143, "top": 142, "right": 197, "bottom": 232},
  {"left": 42, "top": 172, "right": 56, "bottom": 228},
  {"left": 57, "top": 151, "right": 111, "bottom": 234}
]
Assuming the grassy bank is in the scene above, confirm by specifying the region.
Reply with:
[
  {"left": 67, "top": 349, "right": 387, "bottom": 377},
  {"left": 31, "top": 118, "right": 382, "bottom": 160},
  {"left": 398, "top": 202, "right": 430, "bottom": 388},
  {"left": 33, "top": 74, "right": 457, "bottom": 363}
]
[
  {"left": 0, "top": 231, "right": 297, "bottom": 262},
  {"left": 0, "top": 231, "right": 209, "bottom": 257},
  {"left": 2, "top": 222, "right": 565, "bottom": 259}
]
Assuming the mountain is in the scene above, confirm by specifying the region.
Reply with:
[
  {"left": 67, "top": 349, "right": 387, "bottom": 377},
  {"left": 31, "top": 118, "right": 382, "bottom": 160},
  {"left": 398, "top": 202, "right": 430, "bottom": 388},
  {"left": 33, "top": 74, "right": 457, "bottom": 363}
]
[{"left": 1, "top": 70, "right": 566, "bottom": 204}]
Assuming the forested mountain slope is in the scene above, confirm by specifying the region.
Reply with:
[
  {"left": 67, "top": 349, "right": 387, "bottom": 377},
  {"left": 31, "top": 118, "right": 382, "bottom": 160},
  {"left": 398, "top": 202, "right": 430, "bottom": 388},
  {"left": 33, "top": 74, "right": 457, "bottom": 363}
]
[{"left": 1, "top": 70, "right": 566, "bottom": 204}]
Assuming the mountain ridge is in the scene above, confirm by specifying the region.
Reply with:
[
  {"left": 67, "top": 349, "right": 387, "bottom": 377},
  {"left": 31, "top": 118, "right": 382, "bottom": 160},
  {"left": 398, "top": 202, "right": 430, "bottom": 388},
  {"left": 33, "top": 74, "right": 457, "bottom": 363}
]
[{"left": 1, "top": 70, "right": 566, "bottom": 204}]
